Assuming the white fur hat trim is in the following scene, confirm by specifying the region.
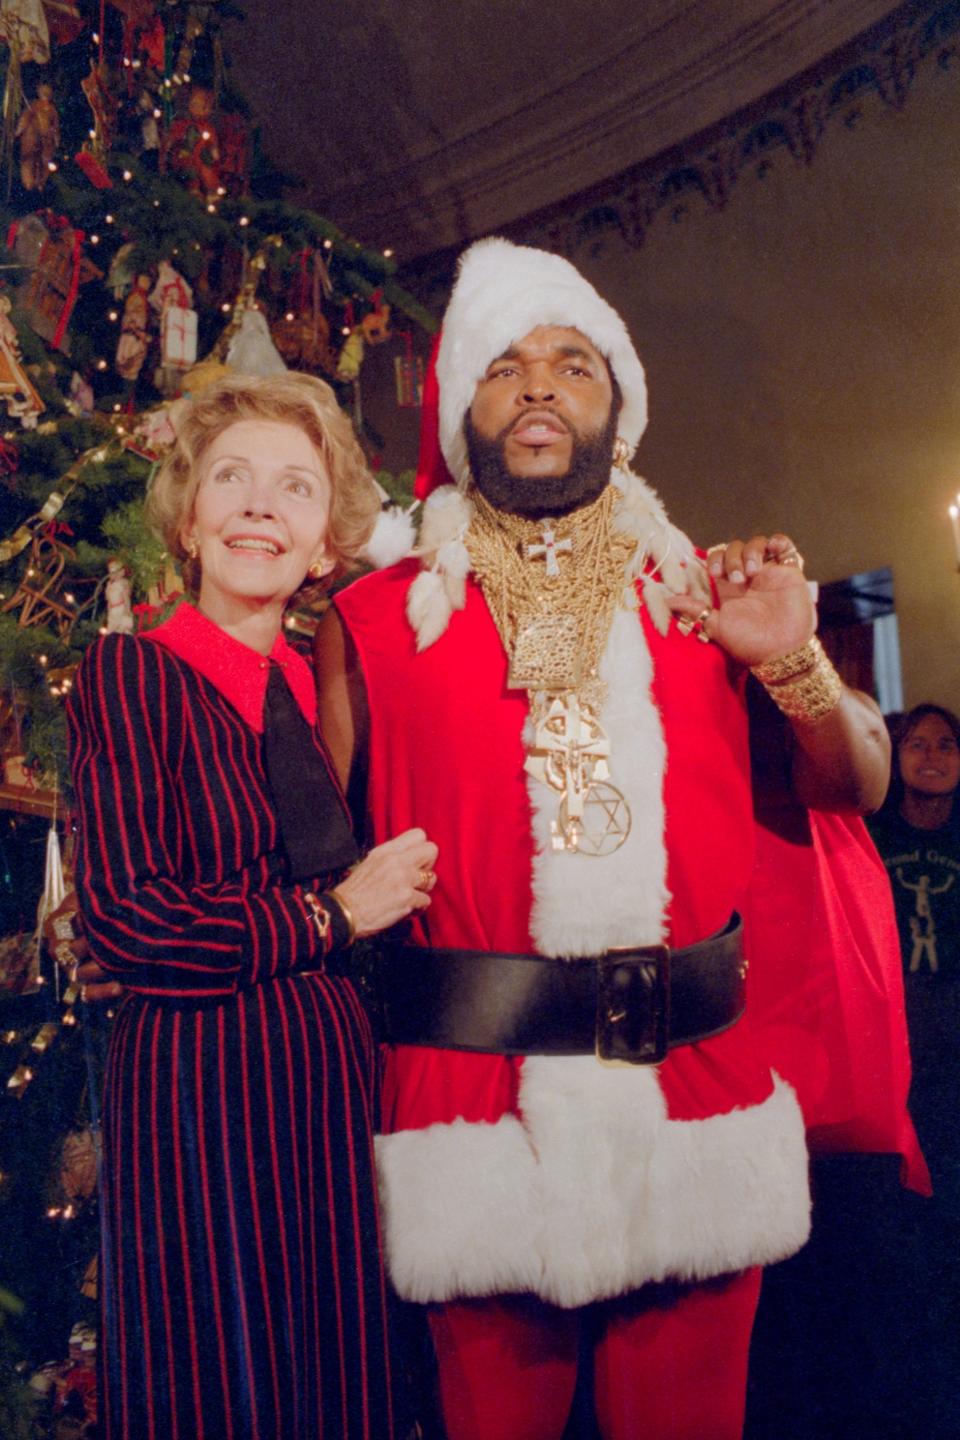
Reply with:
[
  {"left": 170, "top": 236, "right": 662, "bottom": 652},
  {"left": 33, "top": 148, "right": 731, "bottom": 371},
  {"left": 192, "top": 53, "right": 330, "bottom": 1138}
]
[{"left": 437, "top": 237, "right": 648, "bottom": 487}]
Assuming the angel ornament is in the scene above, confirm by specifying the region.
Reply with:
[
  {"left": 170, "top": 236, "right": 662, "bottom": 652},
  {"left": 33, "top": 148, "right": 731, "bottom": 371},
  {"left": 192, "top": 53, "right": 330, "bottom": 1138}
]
[
  {"left": 14, "top": 82, "right": 59, "bottom": 190},
  {"left": 0, "top": 295, "right": 42, "bottom": 427}
]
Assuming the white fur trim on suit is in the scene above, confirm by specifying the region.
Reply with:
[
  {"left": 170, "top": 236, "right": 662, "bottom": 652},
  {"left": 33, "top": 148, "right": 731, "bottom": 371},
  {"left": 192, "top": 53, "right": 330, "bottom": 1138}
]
[
  {"left": 377, "top": 1059, "right": 810, "bottom": 1308},
  {"left": 437, "top": 238, "right": 648, "bottom": 487},
  {"left": 360, "top": 503, "right": 417, "bottom": 569}
]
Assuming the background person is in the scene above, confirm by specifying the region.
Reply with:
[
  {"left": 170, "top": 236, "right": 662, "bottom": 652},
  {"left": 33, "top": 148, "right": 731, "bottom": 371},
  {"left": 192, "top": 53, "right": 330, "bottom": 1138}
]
[
  {"left": 68, "top": 373, "right": 437, "bottom": 1440},
  {"left": 866, "top": 703, "right": 960, "bottom": 1435}
]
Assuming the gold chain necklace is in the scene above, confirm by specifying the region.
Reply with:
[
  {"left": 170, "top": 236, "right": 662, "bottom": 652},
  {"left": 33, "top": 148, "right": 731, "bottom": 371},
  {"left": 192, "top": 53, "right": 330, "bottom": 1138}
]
[{"left": 466, "top": 488, "right": 638, "bottom": 856}]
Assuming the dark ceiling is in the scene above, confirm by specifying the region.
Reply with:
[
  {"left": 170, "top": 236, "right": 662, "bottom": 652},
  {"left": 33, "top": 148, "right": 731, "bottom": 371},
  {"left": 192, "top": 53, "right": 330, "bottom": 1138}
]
[{"left": 226, "top": 0, "right": 902, "bottom": 262}]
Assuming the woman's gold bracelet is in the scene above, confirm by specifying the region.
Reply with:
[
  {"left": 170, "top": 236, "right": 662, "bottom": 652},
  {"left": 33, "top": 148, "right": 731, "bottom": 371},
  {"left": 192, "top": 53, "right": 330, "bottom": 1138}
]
[{"left": 328, "top": 887, "right": 358, "bottom": 946}]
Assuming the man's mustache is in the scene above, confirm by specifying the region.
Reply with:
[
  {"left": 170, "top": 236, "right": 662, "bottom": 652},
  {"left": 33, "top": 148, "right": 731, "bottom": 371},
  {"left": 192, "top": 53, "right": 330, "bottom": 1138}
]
[{"left": 497, "top": 407, "right": 574, "bottom": 443}]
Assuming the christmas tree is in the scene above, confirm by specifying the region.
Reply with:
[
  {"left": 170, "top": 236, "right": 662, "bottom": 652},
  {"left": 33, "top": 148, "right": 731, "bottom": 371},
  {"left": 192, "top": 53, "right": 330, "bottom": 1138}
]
[{"left": 0, "top": 5, "right": 433, "bottom": 1428}]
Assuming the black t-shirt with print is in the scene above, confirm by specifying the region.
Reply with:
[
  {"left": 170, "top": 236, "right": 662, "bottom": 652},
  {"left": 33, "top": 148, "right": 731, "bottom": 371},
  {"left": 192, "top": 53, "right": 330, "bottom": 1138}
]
[{"left": 868, "top": 811, "right": 960, "bottom": 981}]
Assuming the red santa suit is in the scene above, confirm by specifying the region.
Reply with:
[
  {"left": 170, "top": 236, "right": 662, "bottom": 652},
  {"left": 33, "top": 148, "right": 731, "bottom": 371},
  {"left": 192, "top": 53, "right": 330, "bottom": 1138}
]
[{"left": 337, "top": 515, "right": 810, "bottom": 1312}]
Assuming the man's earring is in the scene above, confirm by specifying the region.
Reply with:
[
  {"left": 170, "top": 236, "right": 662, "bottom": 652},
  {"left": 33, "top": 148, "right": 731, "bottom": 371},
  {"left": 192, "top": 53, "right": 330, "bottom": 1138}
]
[{"left": 612, "top": 436, "right": 631, "bottom": 472}]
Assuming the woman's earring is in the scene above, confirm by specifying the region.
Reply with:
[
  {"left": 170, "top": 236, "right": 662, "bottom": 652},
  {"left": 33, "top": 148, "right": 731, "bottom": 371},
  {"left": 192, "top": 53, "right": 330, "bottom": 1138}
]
[
  {"left": 307, "top": 559, "right": 327, "bottom": 580},
  {"left": 185, "top": 539, "right": 198, "bottom": 560}
]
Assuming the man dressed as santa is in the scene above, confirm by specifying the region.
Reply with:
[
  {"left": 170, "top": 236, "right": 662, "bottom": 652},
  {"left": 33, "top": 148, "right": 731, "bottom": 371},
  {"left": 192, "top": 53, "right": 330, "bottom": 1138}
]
[{"left": 316, "top": 238, "right": 896, "bottom": 1439}]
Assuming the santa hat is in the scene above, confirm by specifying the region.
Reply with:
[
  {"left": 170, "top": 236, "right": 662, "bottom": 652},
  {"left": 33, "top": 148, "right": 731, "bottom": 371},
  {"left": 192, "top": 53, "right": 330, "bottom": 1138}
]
[{"left": 427, "top": 237, "right": 648, "bottom": 493}]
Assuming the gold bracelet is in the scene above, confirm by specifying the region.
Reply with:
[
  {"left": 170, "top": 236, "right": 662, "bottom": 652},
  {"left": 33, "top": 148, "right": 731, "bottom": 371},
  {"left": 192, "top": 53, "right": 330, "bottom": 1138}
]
[
  {"left": 751, "top": 636, "right": 843, "bottom": 723},
  {"left": 751, "top": 636, "right": 823, "bottom": 686},
  {"left": 328, "top": 887, "right": 357, "bottom": 946}
]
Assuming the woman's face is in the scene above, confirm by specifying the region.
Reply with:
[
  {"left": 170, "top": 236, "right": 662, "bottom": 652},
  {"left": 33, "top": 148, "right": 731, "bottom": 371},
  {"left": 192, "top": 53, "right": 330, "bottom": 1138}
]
[
  {"left": 898, "top": 713, "right": 960, "bottom": 798},
  {"left": 183, "top": 419, "right": 333, "bottom": 621}
]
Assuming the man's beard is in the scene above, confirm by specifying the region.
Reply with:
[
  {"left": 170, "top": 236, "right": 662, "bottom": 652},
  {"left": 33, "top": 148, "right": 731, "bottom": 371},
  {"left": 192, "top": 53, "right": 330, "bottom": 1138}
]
[{"left": 464, "top": 407, "right": 618, "bottom": 519}]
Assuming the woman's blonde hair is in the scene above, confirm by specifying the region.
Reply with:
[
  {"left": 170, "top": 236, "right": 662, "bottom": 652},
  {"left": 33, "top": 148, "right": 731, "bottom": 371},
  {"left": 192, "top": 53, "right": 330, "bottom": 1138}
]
[{"left": 147, "top": 371, "right": 380, "bottom": 596}]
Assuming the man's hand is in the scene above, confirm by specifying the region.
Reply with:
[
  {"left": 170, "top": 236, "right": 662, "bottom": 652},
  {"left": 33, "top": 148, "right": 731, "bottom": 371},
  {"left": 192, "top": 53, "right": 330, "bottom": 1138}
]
[
  {"left": 666, "top": 533, "right": 815, "bottom": 666},
  {"left": 667, "top": 532, "right": 890, "bottom": 813}
]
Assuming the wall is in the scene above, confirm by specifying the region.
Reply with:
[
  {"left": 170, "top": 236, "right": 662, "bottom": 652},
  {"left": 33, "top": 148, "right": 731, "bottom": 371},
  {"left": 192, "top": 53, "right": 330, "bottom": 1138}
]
[{"left": 368, "top": 55, "right": 960, "bottom": 713}]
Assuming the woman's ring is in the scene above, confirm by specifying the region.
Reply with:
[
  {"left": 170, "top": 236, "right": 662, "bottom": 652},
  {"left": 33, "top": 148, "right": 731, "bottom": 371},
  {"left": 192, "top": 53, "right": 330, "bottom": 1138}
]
[{"left": 417, "top": 868, "right": 435, "bottom": 891}]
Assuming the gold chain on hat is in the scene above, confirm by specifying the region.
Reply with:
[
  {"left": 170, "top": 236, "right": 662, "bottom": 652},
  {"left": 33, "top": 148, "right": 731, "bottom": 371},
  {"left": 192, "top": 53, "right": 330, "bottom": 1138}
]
[{"left": 466, "top": 488, "right": 638, "bottom": 856}]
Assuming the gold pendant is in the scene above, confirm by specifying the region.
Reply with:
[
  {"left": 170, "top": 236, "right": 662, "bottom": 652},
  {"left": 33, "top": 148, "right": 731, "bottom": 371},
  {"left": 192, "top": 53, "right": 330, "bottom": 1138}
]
[
  {"left": 526, "top": 693, "right": 632, "bottom": 856},
  {"left": 552, "top": 781, "right": 631, "bottom": 856},
  {"left": 509, "top": 614, "right": 582, "bottom": 692}
]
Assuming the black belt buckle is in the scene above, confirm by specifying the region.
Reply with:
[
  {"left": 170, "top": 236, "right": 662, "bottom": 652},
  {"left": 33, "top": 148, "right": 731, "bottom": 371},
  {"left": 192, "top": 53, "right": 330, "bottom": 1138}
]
[{"left": 595, "top": 944, "right": 671, "bottom": 1066}]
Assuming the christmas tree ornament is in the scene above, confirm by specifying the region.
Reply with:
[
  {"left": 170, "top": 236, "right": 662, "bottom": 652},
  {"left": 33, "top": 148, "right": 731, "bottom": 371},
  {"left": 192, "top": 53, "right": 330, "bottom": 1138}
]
[
  {"left": 361, "top": 291, "right": 391, "bottom": 345},
  {"left": 0, "top": 0, "right": 49, "bottom": 61},
  {"left": 25, "top": 217, "right": 102, "bottom": 351},
  {"left": 335, "top": 326, "right": 364, "bottom": 383},
  {"left": 226, "top": 306, "right": 286, "bottom": 377},
  {"left": 41, "top": 0, "right": 84, "bottom": 46},
  {"left": 57, "top": 1128, "right": 97, "bottom": 1202},
  {"left": 36, "top": 815, "right": 65, "bottom": 929},
  {"left": 14, "top": 81, "right": 59, "bottom": 191},
  {"left": 43, "top": 890, "right": 84, "bottom": 981},
  {"left": 0, "top": 931, "right": 39, "bottom": 995},
  {"left": 163, "top": 85, "right": 221, "bottom": 200},
  {"left": 0, "top": 1, "right": 49, "bottom": 195},
  {"left": 76, "top": 59, "right": 117, "bottom": 189},
  {"left": 106, "top": 240, "right": 136, "bottom": 299},
  {"left": 1, "top": 527, "right": 86, "bottom": 635},
  {"left": 0, "top": 294, "right": 42, "bottom": 426},
  {"left": 394, "top": 330, "right": 424, "bottom": 408},
  {"left": 7, "top": 207, "right": 47, "bottom": 273},
  {"left": 80, "top": 1253, "right": 97, "bottom": 1299},
  {"left": 0, "top": 487, "right": 64, "bottom": 563},
  {"left": 217, "top": 109, "right": 250, "bottom": 195},
  {"left": 67, "top": 370, "right": 94, "bottom": 417},
  {"left": 149, "top": 260, "right": 196, "bottom": 382},
  {"left": 114, "top": 271, "right": 151, "bottom": 382},
  {"left": 104, "top": 558, "right": 133, "bottom": 632}
]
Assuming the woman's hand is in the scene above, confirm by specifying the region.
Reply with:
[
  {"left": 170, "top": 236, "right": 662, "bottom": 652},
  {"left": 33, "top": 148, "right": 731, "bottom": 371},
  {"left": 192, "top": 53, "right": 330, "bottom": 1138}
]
[{"left": 333, "top": 827, "right": 439, "bottom": 938}]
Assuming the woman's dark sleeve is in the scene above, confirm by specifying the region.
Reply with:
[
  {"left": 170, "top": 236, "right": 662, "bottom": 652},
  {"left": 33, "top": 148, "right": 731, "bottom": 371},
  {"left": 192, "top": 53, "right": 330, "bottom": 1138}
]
[{"left": 68, "top": 632, "right": 332, "bottom": 997}]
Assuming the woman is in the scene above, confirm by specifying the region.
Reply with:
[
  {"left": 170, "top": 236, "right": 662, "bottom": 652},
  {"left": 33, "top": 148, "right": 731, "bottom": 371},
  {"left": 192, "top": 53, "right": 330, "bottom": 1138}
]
[
  {"left": 68, "top": 373, "right": 437, "bottom": 1439},
  {"left": 868, "top": 704, "right": 960, "bottom": 982}
]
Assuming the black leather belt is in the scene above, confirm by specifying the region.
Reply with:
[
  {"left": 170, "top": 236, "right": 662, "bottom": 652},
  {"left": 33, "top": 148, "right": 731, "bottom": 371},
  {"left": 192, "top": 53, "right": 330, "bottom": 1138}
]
[{"left": 377, "top": 914, "right": 745, "bottom": 1066}]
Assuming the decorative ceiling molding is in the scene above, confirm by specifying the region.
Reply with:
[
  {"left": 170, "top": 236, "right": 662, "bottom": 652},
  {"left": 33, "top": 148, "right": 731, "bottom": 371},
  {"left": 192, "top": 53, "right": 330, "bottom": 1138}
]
[
  {"left": 398, "top": 0, "right": 957, "bottom": 290},
  {"left": 323, "top": 0, "right": 903, "bottom": 257},
  {"left": 232, "top": 1, "right": 906, "bottom": 261},
  {"left": 518, "top": 0, "right": 960, "bottom": 258}
]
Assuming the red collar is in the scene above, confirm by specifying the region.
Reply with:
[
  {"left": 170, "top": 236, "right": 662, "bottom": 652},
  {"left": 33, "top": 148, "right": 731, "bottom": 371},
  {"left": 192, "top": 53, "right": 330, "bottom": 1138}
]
[{"left": 146, "top": 602, "right": 316, "bottom": 733}]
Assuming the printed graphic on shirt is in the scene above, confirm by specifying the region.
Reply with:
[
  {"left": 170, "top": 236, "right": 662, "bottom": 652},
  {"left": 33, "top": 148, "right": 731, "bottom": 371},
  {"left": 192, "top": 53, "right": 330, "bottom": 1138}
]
[{"left": 869, "top": 817, "right": 960, "bottom": 980}]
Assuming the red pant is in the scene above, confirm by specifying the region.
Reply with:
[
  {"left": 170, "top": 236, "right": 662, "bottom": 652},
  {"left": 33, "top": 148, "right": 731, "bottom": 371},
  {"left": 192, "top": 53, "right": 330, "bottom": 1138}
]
[{"left": 428, "top": 1268, "right": 762, "bottom": 1440}]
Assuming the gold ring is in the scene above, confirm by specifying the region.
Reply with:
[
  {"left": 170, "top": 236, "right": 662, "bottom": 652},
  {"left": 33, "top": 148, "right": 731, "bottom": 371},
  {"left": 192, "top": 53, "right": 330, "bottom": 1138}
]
[
  {"left": 775, "top": 546, "right": 804, "bottom": 569},
  {"left": 677, "top": 607, "right": 713, "bottom": 643},
  {"left": 417, "top": 868, "right": 434, "bottom": 891}
]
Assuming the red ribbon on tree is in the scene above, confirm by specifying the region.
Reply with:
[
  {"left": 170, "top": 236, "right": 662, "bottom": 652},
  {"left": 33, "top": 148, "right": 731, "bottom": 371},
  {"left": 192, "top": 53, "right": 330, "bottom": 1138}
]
[{"left": 51, "top": 227, "right": 85, "bottom": 351}]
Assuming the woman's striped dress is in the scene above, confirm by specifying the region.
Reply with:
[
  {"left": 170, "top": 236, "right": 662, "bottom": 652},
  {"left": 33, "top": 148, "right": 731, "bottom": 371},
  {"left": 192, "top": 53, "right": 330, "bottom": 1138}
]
[{"left": 68, "top": 605, "right": 396, "bottom": 1440}]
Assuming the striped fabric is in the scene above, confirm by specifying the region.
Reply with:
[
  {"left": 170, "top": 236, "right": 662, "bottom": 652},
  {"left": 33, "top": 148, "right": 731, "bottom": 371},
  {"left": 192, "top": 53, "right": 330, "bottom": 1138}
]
[{"left": 69, "top": 630, "right": 396, "bottom": 1439}]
